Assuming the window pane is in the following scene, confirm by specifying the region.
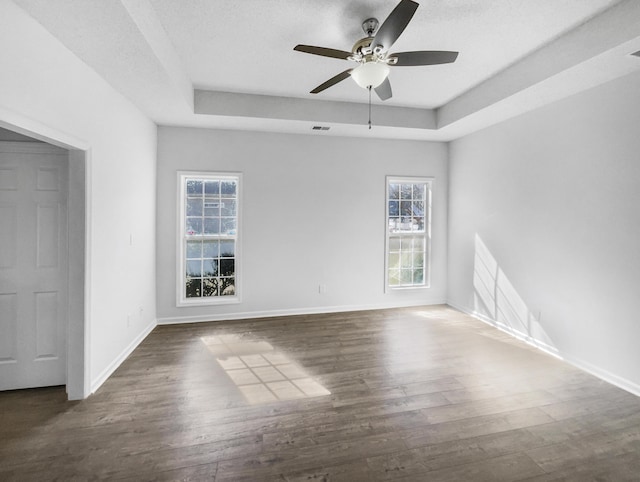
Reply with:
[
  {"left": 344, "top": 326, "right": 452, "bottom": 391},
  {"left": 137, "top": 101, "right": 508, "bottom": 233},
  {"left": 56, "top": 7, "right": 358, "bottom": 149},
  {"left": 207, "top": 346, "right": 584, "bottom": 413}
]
[
  {"left": 413, "top": 184, "right": 424, "bottom": 200},
  {"left": 412, "top": 200, "right": 424, "bottom": 216},
  {"left": 400, "top": 184, "right": 412, "bottom": 199},
  {"left": 414, "top": 217, "right": 424, "bottom": 231},
  {"left": 401, "top": 252, "right": 412, "bottom": 269},
  {"left": 399, "top": 217, "right": 412, "bottom": 232},
  {"left": 389, "top": 183, "right": 400, "bottom": 200},
  {"left": 388, "top": 200, "right": 399, "bottom": 217},
  {"left": 204, "top": 180, "right": 220, "bottom": 196},
  {"left": 204, "top": 217, "right": 220, "bottom": 235},
  {"left": 389, "top": 217, "right": 399, "bottom": 232},
  {"left": 389, "top": 237, "right": 400, "bottom": 252},
  {"left": 400, "top": 270, "right": 413, "bottom": 284},
  {"left": 413, "top": 269, "right": 424, "bottom": 284},
  {"left": 204, "top": 200, "right": 220, "bottom": 217},
  {"left": 401, "top": 237, "right": 413, "bottom": 251},
  {"left": 186, "top": 240, "right": 202, "bottom": 259},
  {"left": 187, "top": 180, "right": 203, "bottom": 195},
  {"left": 389, "top": 269, "right": 400, "bottom": 286},
  {"left": 203, "top": 259, "right": 218, "bottom": 277},
  {"left": 186, "top": 218, "right": 202, "bottom": 236},
  {"left": 203, "top": 278, "right": 218, "bottom": 297},
  {"left": 221, "top": 181, "right": 237, "bottom": 198},
  {"left": 220, "top": 259, "right": 235, "bottom": 277},
  {"left": 221, "top": 218, "right": 237, "bottom": 235},
  {"left": 413, "top": 252, "right": 424, "bottom": 269},
  {"left": 388, "top": 252, "right": 400, "bottom": 269},
  {"left": 220, "top": 240, "right": 235, "bottom": 257},
  {"left": 186, "top": 198, "right": 203, "bottom": 216},
  {"left": 400, "top": 201, "right": 412, "bottom": 216},
  {"left": 186, "top": 260, "right": 202, "bottom": 277},
  {"left": 186, "top": 278, "right": 201, "bottom": 298},
  {"left": 221, "top": 200, "right": 236, "bottom": 216},
  {"left": 203, "top": 240, "right": 219, "bottom": 258},
  {"left": 220, "top": 278, "right": 235, "bottom": 296}
]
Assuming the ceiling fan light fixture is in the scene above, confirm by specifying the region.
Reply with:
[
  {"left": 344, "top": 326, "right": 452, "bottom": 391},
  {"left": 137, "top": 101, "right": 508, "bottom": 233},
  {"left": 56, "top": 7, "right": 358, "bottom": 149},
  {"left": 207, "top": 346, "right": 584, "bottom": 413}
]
[
  {"left": 351, "top": 62, "right": 390, "bottom": 89},
  {"left": 293, "top": 0, "right": 460, "bottom": 100}
]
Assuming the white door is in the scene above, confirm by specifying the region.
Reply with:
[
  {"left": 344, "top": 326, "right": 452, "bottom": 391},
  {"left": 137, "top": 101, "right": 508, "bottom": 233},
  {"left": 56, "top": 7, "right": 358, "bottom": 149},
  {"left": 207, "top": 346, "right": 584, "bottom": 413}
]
[{"left": 0, "top": 142, "right": 68, "bottom": 390}]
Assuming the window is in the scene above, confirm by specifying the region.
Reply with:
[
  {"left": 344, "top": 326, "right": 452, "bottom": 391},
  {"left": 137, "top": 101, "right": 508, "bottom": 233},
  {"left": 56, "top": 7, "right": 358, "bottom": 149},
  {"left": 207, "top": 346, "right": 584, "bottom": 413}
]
[
  {"left": 178, "top": 172, "right": 240, "bottom": 305},
  {"left": 385, "top": 177, "right": 431, "bottom": 289}
]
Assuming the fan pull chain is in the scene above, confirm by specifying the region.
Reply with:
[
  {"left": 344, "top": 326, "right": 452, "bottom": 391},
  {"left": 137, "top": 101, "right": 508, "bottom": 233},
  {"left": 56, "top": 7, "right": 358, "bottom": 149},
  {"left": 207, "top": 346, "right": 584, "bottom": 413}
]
[{"left": 368, "top": 86, "right": 372, "bottom": 130}]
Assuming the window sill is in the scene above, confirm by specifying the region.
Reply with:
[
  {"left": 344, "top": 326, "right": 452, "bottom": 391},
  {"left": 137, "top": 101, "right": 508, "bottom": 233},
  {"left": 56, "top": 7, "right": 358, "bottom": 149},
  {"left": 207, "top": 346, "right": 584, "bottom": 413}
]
[
  {"left": 177, "top": 296, "right": 241, "bottom": 308},
  {"left": 386, "top": 285, "right": 430, "bottom": 292}
]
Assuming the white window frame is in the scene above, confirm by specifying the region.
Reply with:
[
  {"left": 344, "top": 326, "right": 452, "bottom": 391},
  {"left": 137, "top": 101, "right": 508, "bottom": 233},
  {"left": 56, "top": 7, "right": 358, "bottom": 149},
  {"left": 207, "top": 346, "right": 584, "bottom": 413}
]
[
  {"left": 385, "top": 176, "right": 432, "bottom": 292},
  {"left": 177, "top": 171, "right": 242, "bottom": 307}
]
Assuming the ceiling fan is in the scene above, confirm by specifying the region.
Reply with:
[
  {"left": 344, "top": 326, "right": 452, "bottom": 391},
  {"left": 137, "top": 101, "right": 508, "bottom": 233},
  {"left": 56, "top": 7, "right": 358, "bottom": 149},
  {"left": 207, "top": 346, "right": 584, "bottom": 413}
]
[{"left": 293, "top": 0, "right": 458, "bottom": 102}]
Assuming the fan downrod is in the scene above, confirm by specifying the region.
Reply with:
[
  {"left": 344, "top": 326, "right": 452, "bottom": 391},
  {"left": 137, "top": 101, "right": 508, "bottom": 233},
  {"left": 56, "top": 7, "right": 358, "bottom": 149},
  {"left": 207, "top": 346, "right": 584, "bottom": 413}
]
[{"left": 362, "top": 18, "right": 379, "bottom": 37}]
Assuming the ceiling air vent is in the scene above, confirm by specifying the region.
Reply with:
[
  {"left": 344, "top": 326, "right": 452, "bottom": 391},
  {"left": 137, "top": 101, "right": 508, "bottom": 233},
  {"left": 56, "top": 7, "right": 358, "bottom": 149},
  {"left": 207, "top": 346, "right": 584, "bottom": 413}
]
[
  {"left": 632, "top": 50, "right": 640, "bottom": 58},
  {"left": 312, "top": 126, "right": 330, "bottom": 131}
]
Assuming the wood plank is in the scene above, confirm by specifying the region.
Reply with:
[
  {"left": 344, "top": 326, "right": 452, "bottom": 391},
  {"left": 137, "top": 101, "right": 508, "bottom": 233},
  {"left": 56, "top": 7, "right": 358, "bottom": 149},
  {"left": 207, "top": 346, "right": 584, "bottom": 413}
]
[{"left": 1, "top": 305, "right": 639, "bottom": 480}]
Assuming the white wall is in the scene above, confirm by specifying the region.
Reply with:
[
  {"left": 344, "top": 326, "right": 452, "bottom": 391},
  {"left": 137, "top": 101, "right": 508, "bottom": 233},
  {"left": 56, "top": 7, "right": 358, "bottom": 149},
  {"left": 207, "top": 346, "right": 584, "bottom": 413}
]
[
  {"left": 157, "top": 127, "right": 448, "bottom": 322},
  {"left": 448, "top": 70, "right": 640, "bottom": 394},
  {"left": 0, "top": 1, "right": 157, "bottom": 397}
]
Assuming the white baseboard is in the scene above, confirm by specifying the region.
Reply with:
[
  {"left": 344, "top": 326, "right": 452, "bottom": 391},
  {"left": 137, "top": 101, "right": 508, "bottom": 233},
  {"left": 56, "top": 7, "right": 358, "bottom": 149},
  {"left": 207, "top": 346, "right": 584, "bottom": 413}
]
[
  {"left": 157, "top": 300, "right": 448, "bottom": 325},
  {"left": 448, "top": 302, "right": 640, "bottom": 398},
  {"left": 90, "top": 319, "right": 156, "bottom": 394},
  {"left": 559, "top": 353, "right": 640, "bottom": 398},
  {"left": 448, "top": 302, "right": 562, "bottom": 359}
]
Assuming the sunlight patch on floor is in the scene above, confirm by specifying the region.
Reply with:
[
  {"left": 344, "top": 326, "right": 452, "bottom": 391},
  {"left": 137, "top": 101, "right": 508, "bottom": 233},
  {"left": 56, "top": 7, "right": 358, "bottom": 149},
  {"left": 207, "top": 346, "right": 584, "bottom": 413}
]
[{"left": 201, "top": 334, "right": 330, "bottom": 404}]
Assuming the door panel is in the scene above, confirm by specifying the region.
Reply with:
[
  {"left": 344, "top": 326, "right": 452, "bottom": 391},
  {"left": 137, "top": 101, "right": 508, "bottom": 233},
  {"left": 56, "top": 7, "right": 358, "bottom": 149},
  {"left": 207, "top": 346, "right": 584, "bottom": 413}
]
[
  {"left": 0, "top": 205, "right": 17, "bottom": 268},
  {"left": 0, "top": 293, "right": 17, "bottom": 362},
  {"left": 37, "top": 203, "right": 60, "bottom": 268},
  {"left": 0, "top": 143, "right": 68, "bottom": 390},
  {"left": 35, "top": 291, "right": 59, "bottom": 358}
]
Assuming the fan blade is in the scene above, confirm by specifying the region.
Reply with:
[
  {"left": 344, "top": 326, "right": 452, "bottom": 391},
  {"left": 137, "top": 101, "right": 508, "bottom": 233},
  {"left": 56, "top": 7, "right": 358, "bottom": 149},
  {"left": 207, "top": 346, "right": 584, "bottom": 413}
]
[
  {"left": 310, "top": 69, "right": 353, "bottom": 94},
  {"left": 390, "top": 50, "right": 458, "bottom": 66},
  {"left": 294, "top": 44, "right": 352, "bottom": 60},
  {"left": 371, "top": 0, "right": 419, "bottom": 52},
  {"left": 375, "top": 78, "right": 392, "bottom": 101}
]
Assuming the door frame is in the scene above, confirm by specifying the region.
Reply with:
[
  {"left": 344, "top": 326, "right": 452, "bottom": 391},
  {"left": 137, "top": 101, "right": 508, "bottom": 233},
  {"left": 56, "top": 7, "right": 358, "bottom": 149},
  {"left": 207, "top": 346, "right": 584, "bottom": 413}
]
[{"left": 1, "top": 110, "right": 90, "bottom": 400}]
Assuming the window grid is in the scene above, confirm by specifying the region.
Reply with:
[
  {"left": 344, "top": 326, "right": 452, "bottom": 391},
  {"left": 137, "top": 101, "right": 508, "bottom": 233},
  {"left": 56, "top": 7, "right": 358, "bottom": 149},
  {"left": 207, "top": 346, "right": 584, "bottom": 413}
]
[
  {"left": 386, "top": 178, "right": 430, "bottom": 289},
  {"left": 388, "top": 181, "right": 425, "bottom": 233},
  {"left": 388, "top": 235, "right": 425, "bottom": 286},
  {"left": 179, "top": 174, "right": 239, "bottom": 305}
]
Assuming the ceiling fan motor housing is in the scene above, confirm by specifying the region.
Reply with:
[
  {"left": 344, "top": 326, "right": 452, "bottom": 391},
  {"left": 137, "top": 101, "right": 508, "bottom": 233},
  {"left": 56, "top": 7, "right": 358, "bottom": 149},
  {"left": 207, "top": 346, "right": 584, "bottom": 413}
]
[{"left": 352, "top": 37, "right": 374, "bottom": 56}]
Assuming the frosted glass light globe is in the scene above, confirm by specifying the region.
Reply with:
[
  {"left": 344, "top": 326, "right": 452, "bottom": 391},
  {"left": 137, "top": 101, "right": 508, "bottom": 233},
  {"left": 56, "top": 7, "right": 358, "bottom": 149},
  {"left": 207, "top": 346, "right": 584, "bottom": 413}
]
[{"left": 351, "top": 62, "right": 390, "bottom": 88}]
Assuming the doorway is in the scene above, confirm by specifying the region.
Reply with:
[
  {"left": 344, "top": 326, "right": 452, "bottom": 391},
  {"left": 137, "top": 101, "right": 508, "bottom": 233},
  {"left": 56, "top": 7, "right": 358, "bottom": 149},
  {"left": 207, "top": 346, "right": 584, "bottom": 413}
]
[{"left": 0, "top": 123, "right": 87, "bottom": 399}]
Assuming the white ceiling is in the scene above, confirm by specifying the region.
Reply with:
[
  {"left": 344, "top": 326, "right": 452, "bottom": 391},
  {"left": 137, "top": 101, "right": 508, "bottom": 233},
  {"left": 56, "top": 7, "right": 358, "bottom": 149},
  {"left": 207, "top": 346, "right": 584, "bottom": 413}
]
[
  {"left": 12, "top": 0, "right": 640, "bottom": 141},
  {"left": 149, "top": 0, "right": 619, "bottom": 108}
]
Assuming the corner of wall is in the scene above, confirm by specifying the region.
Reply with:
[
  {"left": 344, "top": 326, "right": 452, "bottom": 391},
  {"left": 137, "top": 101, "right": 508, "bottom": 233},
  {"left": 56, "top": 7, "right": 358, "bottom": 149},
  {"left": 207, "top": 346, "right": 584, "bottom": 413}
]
[
  {"left": 89, "top": 319, "right": 157, "bottom": 395},
  {"left": 447, "top": 302, "right": 640, "bottom": 398}
]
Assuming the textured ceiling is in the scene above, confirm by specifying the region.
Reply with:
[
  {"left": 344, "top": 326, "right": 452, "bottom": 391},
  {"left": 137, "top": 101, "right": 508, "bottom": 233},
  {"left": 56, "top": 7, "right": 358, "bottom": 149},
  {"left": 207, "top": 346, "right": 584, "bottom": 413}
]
[
  {"left": 148, "top": 0, "right": 621, "bottom": 108},
  {"left": 11, "top": 0, "right": 640, "bottom": 140}
]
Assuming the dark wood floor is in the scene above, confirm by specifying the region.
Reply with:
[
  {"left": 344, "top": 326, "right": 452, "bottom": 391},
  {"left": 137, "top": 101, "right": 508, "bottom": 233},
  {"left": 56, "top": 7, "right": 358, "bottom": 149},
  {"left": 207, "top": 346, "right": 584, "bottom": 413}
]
[{"left": 2, "top": 305, "right": 640, "bottom": 481}]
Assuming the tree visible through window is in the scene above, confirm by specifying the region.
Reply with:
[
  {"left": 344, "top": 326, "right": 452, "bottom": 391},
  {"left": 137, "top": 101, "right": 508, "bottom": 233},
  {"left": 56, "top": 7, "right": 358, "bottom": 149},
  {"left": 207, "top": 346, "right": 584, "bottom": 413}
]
[
  {"left": 386, "top": 177, "right": 431, "bottom": 289},
  {"left": 179, "top": 173, "right": 240, "bottom": 305}
]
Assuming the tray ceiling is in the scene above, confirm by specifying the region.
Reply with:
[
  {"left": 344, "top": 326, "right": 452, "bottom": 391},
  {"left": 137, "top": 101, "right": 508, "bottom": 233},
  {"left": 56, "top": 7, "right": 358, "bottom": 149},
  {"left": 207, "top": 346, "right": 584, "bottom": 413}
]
[{"left": 13, "top": 0, "right": 640, "bottom": 140}]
